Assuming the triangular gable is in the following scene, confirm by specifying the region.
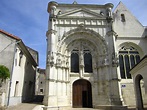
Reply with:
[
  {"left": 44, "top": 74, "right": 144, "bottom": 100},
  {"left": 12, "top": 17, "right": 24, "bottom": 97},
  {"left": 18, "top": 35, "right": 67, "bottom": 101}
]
[
  {"left": 113, "top": 1, "right": 143, "bottom": 27},
  {"left": 113, "top": 1, "right": 144, "bottom": 38},
  {"left": 58, "top": 8, "right": 104, "bottom": 18}
]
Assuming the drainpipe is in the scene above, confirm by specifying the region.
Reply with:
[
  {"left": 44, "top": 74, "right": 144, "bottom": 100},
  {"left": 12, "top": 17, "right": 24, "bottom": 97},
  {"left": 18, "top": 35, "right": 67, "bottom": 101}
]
[{"left": 7, "top": 40, "right": 21, "bottom": 106}]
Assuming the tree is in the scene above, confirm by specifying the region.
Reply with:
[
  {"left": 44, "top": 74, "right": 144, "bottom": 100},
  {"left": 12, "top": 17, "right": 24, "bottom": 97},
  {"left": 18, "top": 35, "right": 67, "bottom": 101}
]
[{"left": 0, "top": 65, "right": 10, "bottom": 82}]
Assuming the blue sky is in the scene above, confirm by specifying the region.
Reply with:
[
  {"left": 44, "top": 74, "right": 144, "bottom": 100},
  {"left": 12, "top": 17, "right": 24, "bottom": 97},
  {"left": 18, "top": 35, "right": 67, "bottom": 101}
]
[{"left": 0, "top": 0, "right": 147, "bottom": 68}]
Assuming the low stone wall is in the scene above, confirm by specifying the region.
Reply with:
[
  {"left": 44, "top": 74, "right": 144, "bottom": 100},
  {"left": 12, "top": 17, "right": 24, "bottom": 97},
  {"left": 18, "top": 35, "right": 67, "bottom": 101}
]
[{"left": 0, "top": 91, "right": 6, "bottom": 107}]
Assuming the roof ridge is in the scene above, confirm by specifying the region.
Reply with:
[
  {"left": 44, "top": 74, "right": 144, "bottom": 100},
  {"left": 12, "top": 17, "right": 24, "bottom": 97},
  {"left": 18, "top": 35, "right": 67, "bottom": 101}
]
[{"left": 0, "top": 29, "right": 21, "bottom": 40}]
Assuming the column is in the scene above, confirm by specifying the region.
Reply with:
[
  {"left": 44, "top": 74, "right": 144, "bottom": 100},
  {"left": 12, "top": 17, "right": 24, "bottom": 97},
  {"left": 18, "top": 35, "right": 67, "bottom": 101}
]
[{"left": 43, "top": 1, "right": 58, "bottom": 107}]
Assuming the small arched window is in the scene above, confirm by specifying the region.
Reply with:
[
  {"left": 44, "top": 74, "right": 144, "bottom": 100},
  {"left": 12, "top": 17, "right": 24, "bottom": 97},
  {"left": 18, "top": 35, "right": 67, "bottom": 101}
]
[
  {"left": 119, "top": 45, "right": 140, "bottom": 79},
  {"left": 71, "top": 50, "right": 79, "bottom": 72}
]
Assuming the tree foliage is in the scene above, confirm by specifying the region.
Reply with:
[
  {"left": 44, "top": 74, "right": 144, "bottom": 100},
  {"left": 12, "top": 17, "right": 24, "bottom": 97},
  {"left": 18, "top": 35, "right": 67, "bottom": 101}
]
[{"left": 0, "top": 65, "right": 10, "bottom": 82}]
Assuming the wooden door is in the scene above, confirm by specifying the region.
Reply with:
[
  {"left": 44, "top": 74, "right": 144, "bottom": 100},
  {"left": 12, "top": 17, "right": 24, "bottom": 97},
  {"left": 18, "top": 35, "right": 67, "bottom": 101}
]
[{"left": 73, "top": 79, "right": 92, "bottom": 108}]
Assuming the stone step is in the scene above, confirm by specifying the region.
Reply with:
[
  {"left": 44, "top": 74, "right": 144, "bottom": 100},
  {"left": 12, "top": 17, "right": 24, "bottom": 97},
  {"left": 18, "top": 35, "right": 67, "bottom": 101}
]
[
  {"left": 43, "top": 106, "right": 128, "bottom": 110},
  {"left": 60, "top": 107, "right": 102, "bottom": 110},
  {"left": 43, "top": 107, "right": 102, "bottom": 110}
]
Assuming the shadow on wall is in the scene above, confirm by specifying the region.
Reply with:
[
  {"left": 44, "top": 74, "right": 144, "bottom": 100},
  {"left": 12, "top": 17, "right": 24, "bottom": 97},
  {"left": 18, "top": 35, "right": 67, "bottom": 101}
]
[{"left": 21, "top": 62, "right": 35, "bottom": 103}]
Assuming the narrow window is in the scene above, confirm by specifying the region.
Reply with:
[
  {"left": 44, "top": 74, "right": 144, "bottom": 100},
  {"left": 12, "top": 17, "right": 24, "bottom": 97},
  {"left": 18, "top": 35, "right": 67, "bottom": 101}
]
[
  {"left": 125, "top": 55, "right": 131, "bottom": 79},
  {"left": 136, "top": 55, "right": 140, "bottom": 64},
  {"left": 119, "top": 55, "right": 125, "bottom": 79},
  {"left": 40, "top": 89, "right": 43, "bottom": 93},
  {"left": 84, "top": 53, "right": 93, "bottom": 73},
  {"left": 14, "top": 81, "right": 19, "bottom": 96},
  {"left": 130, "top": 55, "right": 135, "bottom": 68},
  {"left": 19, "top": 51, "right": 23, "bottom": 66},
  {"left": 121, "top": 14, "right": 125, "bottom": 22},
  {"left": 71, "top": 53, "right": 79, "bottom": 72}
]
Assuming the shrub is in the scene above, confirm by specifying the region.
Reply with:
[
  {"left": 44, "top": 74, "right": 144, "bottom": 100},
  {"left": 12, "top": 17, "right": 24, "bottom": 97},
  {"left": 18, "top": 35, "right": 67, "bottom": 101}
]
[{"left": 0, "top": 65, "right": 10, "bottom": 82}]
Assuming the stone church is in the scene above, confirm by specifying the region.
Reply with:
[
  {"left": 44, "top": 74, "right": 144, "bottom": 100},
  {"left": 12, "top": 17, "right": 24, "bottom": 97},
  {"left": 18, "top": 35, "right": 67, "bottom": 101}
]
[{"left": 43, "top": 1, "right": 147, "bottom": 109}]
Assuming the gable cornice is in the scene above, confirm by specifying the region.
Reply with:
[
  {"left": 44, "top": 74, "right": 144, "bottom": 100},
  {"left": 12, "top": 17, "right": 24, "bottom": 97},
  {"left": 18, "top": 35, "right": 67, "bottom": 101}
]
[{"left": 57, "top": 8, "right": 105, "bottom": 18}]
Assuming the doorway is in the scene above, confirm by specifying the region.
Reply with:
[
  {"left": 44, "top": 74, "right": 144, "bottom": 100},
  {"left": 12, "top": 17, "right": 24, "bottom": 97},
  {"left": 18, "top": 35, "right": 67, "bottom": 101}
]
[
  {"left": 135, "top": 74, "right": 144, "bottom": 109},
  {"left": 72, "top": 79, "right": 92, "bottom": 108}
]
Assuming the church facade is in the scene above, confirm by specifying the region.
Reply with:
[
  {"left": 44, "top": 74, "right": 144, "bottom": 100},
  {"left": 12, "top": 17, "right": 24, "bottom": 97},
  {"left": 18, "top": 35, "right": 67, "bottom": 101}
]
[{"left": 43, "top": 1, "right": 147, "bottom": 109}]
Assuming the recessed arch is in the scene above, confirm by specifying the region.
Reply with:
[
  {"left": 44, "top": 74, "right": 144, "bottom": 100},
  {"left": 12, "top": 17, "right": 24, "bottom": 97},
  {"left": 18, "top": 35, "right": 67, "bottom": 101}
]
[
  {"left": 118, "top": 42, "right": 143, "bottom": 79},
  {"left": 68, "top": 39, "right": 96, "bottom": 73},
  {"left": 57, "top": 27, "right": 108, "bottom": 56},
  {"left": 135, "top": 74, "right": 144, "bottom": 109},
  {"left": 118, "top": 42, "right": 144, "bottom": 57},
  {"left": 72, "top": 79, "right": 92, "bottom": 108}
]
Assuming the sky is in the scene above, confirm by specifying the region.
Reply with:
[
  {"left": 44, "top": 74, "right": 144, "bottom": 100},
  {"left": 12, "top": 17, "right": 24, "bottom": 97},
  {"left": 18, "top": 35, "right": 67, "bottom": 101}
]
[{"left": 0, "top": 0, "right": 147, "bottom": 68}]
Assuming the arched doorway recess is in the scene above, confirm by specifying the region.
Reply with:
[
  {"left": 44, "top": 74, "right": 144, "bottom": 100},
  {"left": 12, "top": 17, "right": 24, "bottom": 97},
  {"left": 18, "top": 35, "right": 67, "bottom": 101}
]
[
  {"left": 72, "top": 79, "right": 92, "bottom": 108},
  {"left": 135, "top": 74, "right": 144, "bottom": 110}
]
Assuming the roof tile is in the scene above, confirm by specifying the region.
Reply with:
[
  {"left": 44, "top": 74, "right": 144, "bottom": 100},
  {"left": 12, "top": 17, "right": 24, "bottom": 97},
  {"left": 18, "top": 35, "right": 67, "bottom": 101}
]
[{"left": 0, "top": 29, "right": 21, "bottom": 40}]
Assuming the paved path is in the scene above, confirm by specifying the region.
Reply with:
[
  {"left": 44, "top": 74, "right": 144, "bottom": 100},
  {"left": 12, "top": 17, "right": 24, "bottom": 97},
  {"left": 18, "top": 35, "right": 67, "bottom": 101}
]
[
  {"left": 6, "top": 103, "right": 40, "bottom": 110},
  {"left": 6, "top": 103, "right": 146, "bottom": 110},
  {"left": 5, "top": 103, "right": 102, "bottom": 110}
]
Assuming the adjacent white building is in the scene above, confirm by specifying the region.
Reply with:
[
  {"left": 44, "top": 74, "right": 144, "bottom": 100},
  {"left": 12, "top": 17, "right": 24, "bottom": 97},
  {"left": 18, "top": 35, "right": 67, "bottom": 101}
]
[
  {"left": 43, "top": 1, "right": 147, "bottom": 110},
  {"left": 130, "top": 55, "right": 147, "bottom": 110},
  {"left": 0, "top": 30, "right": 38, "bottom": 106},
  {"left": 36, "top": 68, "right": 45, "bottom": 95}
]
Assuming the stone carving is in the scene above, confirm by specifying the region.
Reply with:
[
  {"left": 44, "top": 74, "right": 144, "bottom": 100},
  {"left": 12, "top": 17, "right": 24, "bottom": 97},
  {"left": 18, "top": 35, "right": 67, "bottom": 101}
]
[
  {"left": 112, "top": 52, "right": 119, "bottom": 66},
  {"left": 65, "top": 56, "right": 69, "bottom": 68},
  {"left": 103, "top": 58, "right": 109, "bottom": 66},
  {"left": 48, "top": 1, "right": 58, "bottom": 19},
  {"left": 105, "top": 3, "right": 113, "bottom": 23},
  {"left": 79, "top": 50, "right": 84, "bottom": 78},
  {"left": 56, "top": 54, "right": 62, "bottom": 67},
  {"left": 79, "top": 50, "right": 84, "bottom": 66},
  {"left": 56, "top": 53, "right": 69, "bottom": 68},
  {"left": 47, "top": 51, "right": 54, "bottom": 66}
]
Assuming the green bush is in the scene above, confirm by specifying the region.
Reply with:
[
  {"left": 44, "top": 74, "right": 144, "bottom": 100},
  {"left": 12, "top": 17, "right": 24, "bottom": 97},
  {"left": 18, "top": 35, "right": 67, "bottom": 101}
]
[{"left": 0, "top": 65, "right": 10, "bottom": 82}]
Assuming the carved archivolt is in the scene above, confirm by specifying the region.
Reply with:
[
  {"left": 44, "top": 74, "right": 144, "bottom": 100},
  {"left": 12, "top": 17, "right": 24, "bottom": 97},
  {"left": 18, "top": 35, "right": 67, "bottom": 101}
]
[
  {"left": 57, "top": 27, "right": 108, "bottom": 57},
  {"left": 55, "top": 27, "right": 109, "bottom": 68}
]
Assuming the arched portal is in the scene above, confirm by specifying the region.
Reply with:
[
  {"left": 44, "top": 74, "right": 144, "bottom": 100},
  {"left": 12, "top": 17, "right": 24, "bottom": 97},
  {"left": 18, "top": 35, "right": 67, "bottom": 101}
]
[
  {"left": 72, "top": 79, "right": 92, "bottom": 108},
  {"left": 135, "top": 74, "right": 144, "bottom": 109}
]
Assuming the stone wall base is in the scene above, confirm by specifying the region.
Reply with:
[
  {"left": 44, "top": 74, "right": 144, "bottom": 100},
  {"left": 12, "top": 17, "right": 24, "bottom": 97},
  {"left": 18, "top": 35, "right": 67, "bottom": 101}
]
[
  {"left": 43, "top": 105, "right": 128, "bottom": 110},
  {"left": 42, "top": 106, "right": 73, "bottom": 110},
  {"left": 43, "top": 106, "right": 59, "bottom": 110},
  {"left": 94, "top": 105, "right": 128, "bottom": 110}
]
